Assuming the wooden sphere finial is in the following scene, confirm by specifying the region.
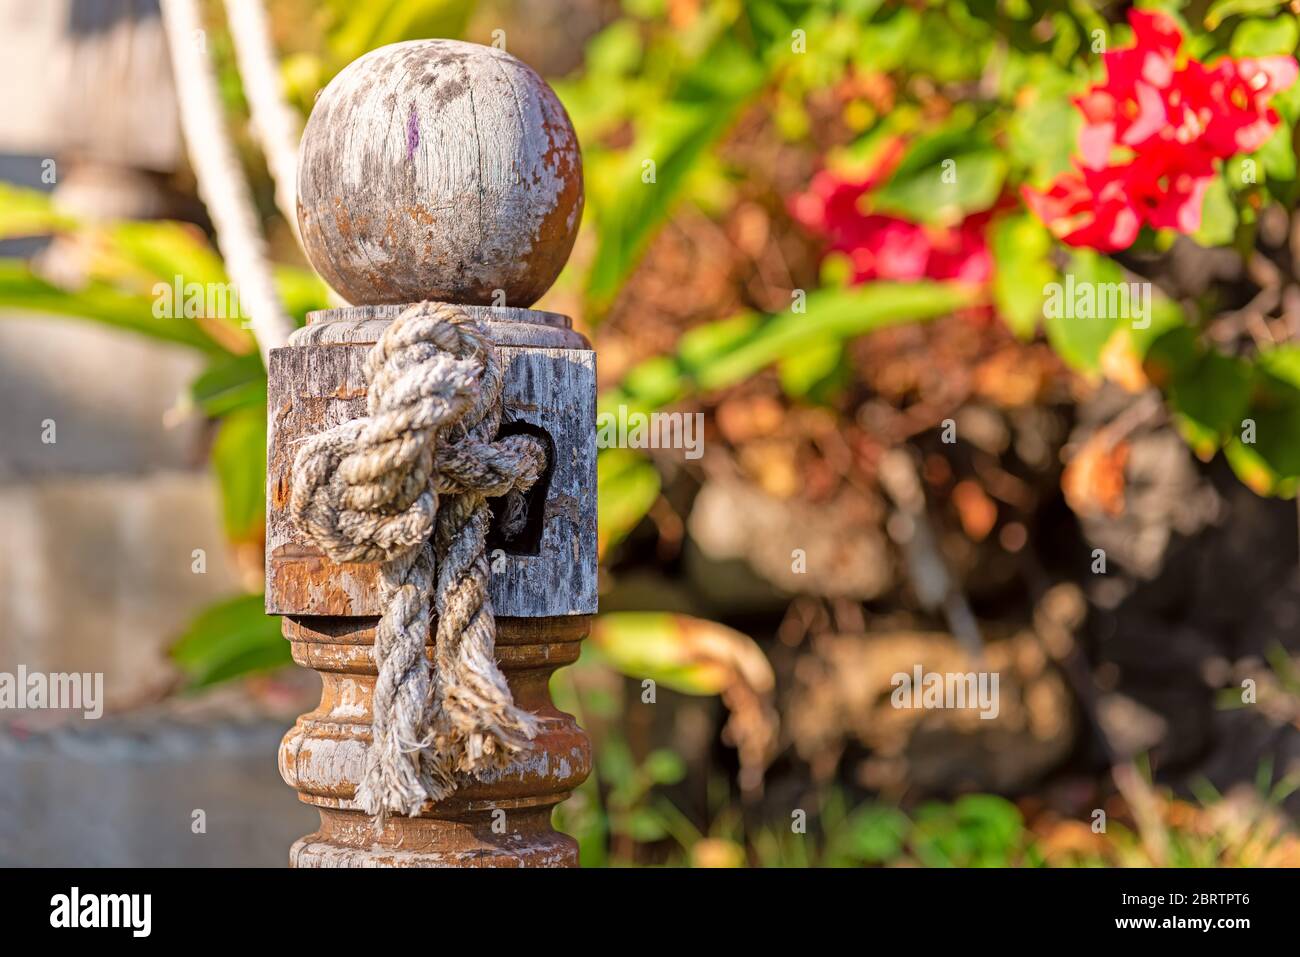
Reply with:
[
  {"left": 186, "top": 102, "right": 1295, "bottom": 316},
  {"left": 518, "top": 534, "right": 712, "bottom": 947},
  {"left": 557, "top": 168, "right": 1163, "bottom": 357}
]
[{"left": 297, "top": 40, "right": 583, "bottom": 308}]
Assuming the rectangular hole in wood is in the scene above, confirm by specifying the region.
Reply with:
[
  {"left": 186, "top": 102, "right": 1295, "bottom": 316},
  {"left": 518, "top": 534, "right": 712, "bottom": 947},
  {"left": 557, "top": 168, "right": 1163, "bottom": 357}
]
[{"left": 486, "top": 420, "right": 554, "bottom": 557}]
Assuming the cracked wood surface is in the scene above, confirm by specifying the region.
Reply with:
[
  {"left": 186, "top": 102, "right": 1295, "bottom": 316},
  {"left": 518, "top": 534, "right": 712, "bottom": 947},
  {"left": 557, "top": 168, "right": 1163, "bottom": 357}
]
[
  {"left": 265, "top": 308, "right": 598, "bottom": 619},
  {"left": 296, "top": 39, "right": 583, "bottom": 308}
]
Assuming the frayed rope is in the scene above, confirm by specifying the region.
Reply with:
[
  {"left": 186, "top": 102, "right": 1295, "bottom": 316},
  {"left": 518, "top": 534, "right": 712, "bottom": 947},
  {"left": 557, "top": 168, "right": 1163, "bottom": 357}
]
[{"left": 288, "top": 301, "right": 546, "bottom": 818}]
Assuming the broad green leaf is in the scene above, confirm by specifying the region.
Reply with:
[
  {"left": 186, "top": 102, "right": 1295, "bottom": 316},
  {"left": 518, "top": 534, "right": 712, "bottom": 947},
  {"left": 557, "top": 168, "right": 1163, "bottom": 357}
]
[
  {"left": 326, "top": 0, "right": 474, "bottom": 64},
  {"left": 604, "top": 282, "right": 968, "bottom": 416},
  {"left": 606, "top": 356, "right": 688, "bottom": 418},
  {"left": 690, "top": 282, "right": 971, "bottom": 392},
  {"left": 1229, "top": 14, "right": 1298, "bottom": 56},
  {"left": 211, "top": 404, "right": 267, "bottom": 541},
  {"left": 171, "top": 593, "right": 289, "bottom": 688},
  {"left": 0, "top": 259, "right": 225, "bottom": 354},
  {"left": 990, "top": 213, "right": 1055, "bottom": 339},
  {"left": 853, "top": 6, "right": 922, "bottom": 72},
  {"left": 871, "top": 125, "right": 1007, "bottom": 226},
  {"left": 1256, "top": 119, "right": 1297, "bottom": 183},
  {"left": 1206, "top": 0, "right": 1286, "bottom": 30},
  {"left": 677, "top": 312, "right": 763, "bottom": 368},
  {"left": 1228, "top": 344, "right": 1300, "bottom": 494},
  {"left": 1172, "top": 351, "right": 1254, "bottom": 459},
  {"left": 109, "top": 220, "right": 229, "bottom": 289},
  {"left": 911, "top": 794, "right": 1025, "bottom": 867},
  {"left": 597, "top": 448, "right": 661, "bottom": 554},
  {"left": 1192, "top": 173, "right": 1238, "bottom": 247},
  {"left": 188, "top": 353, "right": 268, "bottom": 418},
  {"left": 777, "top": 338, "right": 845, "bottom": 399},
  {"left": 1225, "top": 433, "right": 1300, "bottom": 496},
  {"left": 1146, "top": 327, "right": 1254, "bottom": 460},
  {"left": 0, "top": 183, "right": 74, "bottom": 239},
  {"left": 1007, "top": 83, "right": 1080, "bottom": 185},
  {"left": 273, "top": 265, "right": 331, "bottom": 325},
  {"left": 837, "top": 805, "right": 910, "bottom": 865},
  {"left": 584, "top": 19, "right": 644, "bottom": 77},
  {"left": 583, "top": 22, "right": 782, "bottom": 312},
  {"left": 1042, "top": 251, "right": 1128, "bottom": 373},
  {"left": 589, "top": 612, "right": 772, "bottom": 696}
]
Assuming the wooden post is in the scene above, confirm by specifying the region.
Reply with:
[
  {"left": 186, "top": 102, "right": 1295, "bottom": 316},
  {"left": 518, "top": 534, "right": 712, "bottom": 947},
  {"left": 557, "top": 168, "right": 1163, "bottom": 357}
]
[{"left": 264, "top": 39, "right": 596, "bottom": 867}]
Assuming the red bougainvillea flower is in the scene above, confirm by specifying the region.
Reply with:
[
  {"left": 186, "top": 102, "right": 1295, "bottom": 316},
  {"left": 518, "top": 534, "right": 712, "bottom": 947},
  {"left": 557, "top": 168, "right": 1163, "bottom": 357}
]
[
  {"left": 1023, "top": 9, "right": 1298, "bottom": 252},
  {"left": 791, "top": 140, "right": 992, "bottom": 285}
]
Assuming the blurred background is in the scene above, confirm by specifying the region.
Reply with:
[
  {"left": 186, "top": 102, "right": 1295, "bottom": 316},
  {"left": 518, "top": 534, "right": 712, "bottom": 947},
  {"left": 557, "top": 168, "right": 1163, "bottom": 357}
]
[{"left": 2, "top": 0, "right": 1300, "bottom": 867}]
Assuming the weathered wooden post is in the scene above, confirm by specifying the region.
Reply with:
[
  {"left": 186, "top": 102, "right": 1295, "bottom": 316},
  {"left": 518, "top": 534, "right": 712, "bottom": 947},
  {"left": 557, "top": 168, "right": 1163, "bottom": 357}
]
[{"left": 264, "top": 39, "right": 596, "bottom": 867}]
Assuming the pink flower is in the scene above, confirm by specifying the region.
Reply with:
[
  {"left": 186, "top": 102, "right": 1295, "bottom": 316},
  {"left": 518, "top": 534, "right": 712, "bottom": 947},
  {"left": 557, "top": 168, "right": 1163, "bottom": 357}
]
[
  {"left": 792, "top": 142, "right": 992, "bottom": 285},
  {"left": 1023, "top": 9, "right": 1298, "bottom": 252}
]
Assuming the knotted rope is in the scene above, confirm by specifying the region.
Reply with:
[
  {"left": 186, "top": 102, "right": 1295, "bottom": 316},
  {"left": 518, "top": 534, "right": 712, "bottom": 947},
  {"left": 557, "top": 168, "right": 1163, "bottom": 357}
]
[{"left": 289, "top": 301, "right": 547, "bottom": 817}]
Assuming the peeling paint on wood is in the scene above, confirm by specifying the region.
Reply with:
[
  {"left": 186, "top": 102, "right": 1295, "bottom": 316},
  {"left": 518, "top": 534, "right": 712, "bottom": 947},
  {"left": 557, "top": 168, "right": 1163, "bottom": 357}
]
[
  {"left": 274, "top": 38, "right": 593, "bottom": 868},
  {"left": 297, "top": 40, "right": 583, "bottom": 308},
  {"left": 267, "top": 307, "right": 596, "bottom": 867},
  {"left": 265, "top": 310, "right": 598, "bottom": 618}
]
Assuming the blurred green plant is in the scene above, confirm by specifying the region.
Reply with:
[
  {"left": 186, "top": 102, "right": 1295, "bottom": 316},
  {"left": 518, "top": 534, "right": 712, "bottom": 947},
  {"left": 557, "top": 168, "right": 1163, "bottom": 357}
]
[{"left": 4, "top": 4, "right": 1300, "bottom": 838}]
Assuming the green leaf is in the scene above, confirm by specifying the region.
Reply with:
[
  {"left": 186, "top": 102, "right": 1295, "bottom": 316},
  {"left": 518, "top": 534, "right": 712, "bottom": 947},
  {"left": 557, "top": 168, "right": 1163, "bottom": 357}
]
[
  {"left": 911, "top": 795, "right": 1026, "bottom": 867},
  {"left": 1003, "top": 41, "right": 1087, "bottom": 183},
  {"left": 1146, "top": 326, "right": 1255, "bottom": 460},
  {"left": 589, "top": 612, "right": 770, "bottom": 696},
  {"left": 274, "top": 265, "right": 331, "bottom": 325},
  {"left": 1228, "top": 344, "right": 1300, "bottom": 494},
  {"left": 1192, "top": 173, "right": 1238, "bottom": 248},
  {"left": 1256, "top": 119, "right": 1297, "bottom": 183},
  {"left": 777, "top": 338, "right": 845, "bottom": 399},
  {"left": 990, "top": 213, "right": 1055, "bottom": 339},
  {"left": 1206, "top": 0, "right": 1286, "bottom": 30},
  {"left": 1229, "top": 14, "right": 1299, "bottom": 57},
  {"left": 690, "top": 282, "right": 970, "bottom": 392},
  {"left": 603, "top": 282, "right": 968, "bottom": 418},
  {"left": 211, "top": 404, "right": 267, "bottom": 541},
  {"left": 643, "top": 749, "right": 687, "bottom": 785},
  {"left": 109, "top": 220, "right": 229, "bottom": 288},
  {"left": 189, "top": 353, "right": 267, "bottom": 418},
  {"left": 582, "top": 22, "right": 783, "bottom": 313},
  {"left": 326, "top": 0, "right": 475, "bottom": 64},
  {"left": 597, "top": 448, "right": 661, "bottom": 554},
  {"left": 842, "top": 805, "right": 910, "bottom": 864},
  {"left": 1175, "top": 353, "right": 1254, "bottom": 458},
  {"left": 585, "top": 19, "right": 644, "bottom": 77},
  {"left": 1042, "top": 251, "right": 1127, "bottom": 373},
  {"left": 171, "top": 593, "right": 289, "bottom": 688},
  {"left": 871, "top": 125, "right": 1007, "bottom": 226},
  {"left": 586, "top": 109, "right": 756, "bottom": 309},
  {"left": 0, "top": 183, "right": 74, "bottom": 239},
  {"left": 853, "top": 6, "right": 922, "bottom": 72},
  {"left": 624, "top": 808, "right": 669, "bottom": 842},
  {"left": 0, "top": 260, "right": 226, "bottom": 354}
]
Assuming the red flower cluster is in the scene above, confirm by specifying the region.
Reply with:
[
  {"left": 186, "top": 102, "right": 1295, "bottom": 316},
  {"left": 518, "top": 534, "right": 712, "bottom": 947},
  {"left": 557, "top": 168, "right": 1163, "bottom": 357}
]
[
  {"left": 1024, "top": 10, "right": 1297, "bottom": 252},
  {"left": 791, "top": 139, "right": 992, "bottom": 284}
]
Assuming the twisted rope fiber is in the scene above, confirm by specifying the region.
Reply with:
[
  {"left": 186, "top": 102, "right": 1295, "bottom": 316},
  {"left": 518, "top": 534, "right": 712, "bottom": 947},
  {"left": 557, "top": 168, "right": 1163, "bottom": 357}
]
[{"left": 289, "top": 302, "right": 547, "bottom": 817}]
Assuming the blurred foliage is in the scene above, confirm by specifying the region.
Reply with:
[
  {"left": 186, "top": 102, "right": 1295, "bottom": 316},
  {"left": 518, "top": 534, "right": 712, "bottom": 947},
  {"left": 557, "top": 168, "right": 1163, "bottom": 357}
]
[
  {"left": 556, "top": 633, "right": 1300, "bottom": 866},
  {"left": 4, "top": 0, "right": 1300, "bottom": 868},
  {"left": 171, "top": 592, "right": 290, "bottom": 687}
]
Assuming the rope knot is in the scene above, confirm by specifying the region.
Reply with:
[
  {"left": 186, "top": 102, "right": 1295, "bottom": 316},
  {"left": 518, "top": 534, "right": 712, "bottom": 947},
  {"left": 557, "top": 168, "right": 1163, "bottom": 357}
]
[{"left": 289, "top": 301, "right": 546, "bottom": 817}]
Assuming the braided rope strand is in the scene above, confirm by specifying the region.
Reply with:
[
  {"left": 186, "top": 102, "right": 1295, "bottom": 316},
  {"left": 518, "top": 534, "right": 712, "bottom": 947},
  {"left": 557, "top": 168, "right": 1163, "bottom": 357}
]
[{"left": 288, "top": 302, "right": 546, "bottom": 816}]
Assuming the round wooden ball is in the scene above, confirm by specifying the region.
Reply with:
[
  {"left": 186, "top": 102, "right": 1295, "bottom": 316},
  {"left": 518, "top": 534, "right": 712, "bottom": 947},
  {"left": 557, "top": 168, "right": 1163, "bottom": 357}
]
[{"left": 297, "top": 40, "right": 583, "bottom": 308}]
